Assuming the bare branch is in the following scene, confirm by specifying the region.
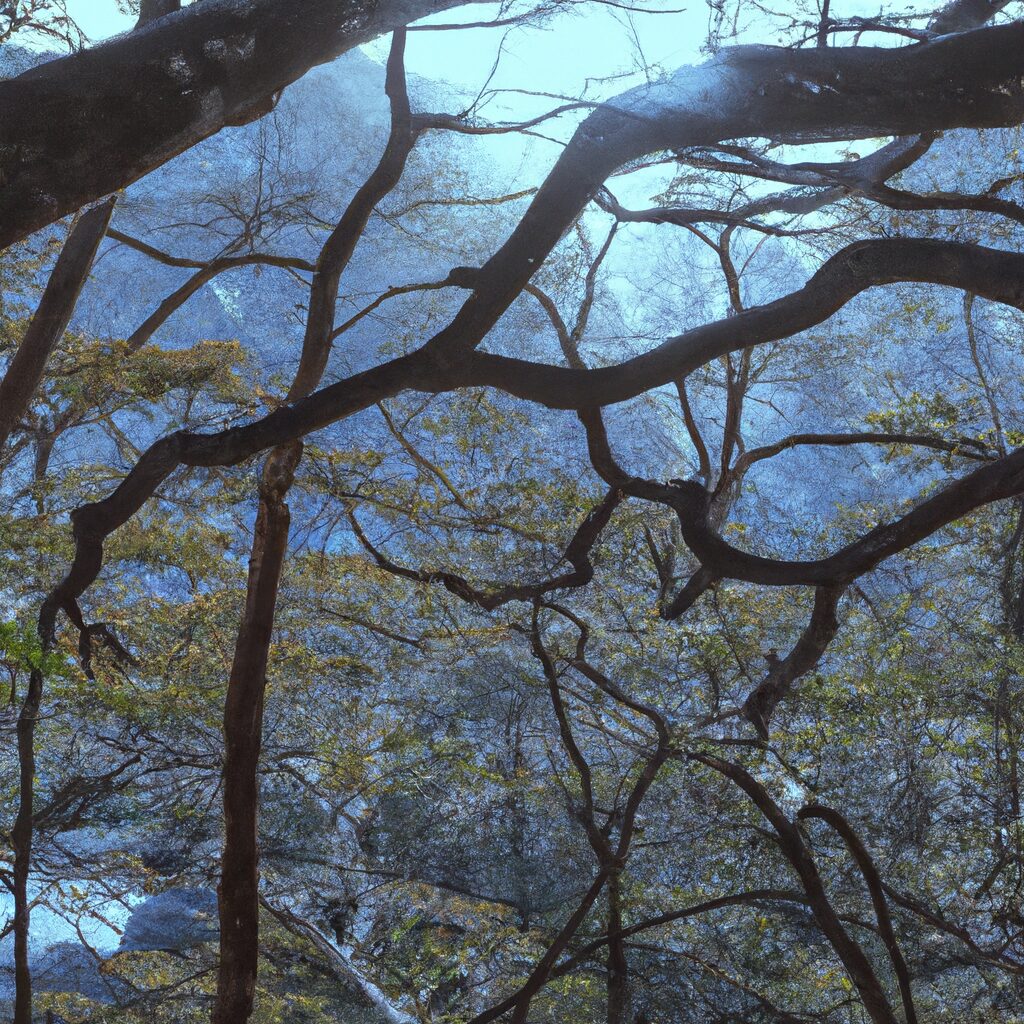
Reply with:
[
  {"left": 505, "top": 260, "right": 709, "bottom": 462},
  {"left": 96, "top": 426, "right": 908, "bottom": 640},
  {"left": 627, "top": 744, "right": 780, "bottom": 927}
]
[
  {"left": 798, "top": 804, "right": 919, "bottom": 1024},
  {"left": 0, "top": 197, "right": 115, "bottom": 451}
]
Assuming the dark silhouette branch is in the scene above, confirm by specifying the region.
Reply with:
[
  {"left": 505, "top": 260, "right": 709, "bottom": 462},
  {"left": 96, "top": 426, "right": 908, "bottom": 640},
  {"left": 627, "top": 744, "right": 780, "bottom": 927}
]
[
  {"left": 798, "top": 804, "right": 919, "bottom": 1024},
  {"left": 732, "top": 431, "right": 995, "bottom": 474},
  {"left": 123, "top": 251, "right": 315, "bottom": 353},
  {"left": 0, "top": 0, "right": 491, "bottom": 250},
  {"left": 740, "top": 586, "right": 844, "bottom": 739},
  {"left": 690, "top": 753, "right": 899, "bottom": 1024},
  {"left": 0, "top": 198, "right": 115, "bottom": 451},
  {"left": 549, "top": 889, "right": 809, "bottom": 980},
  {"left": 462, "top": 238, "right": 1024, "bottom": 410},
  {"left": 347, "top": 488, "right": 622, "bottom": 611}
]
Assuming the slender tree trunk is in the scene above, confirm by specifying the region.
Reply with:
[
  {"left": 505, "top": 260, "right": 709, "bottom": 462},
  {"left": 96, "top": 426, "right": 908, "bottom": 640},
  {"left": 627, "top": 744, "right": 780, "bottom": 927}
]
[
  {"left": 7, "top": 201, "right": 114, "bottom": 1024},
  {"left": 12, "top": 597, "right": 59, "bottom": 1024},
  {"left": 606, "top": 870, "right": 630, "bottom": 1024},
  {"left": 0, "top": 0, "right": 478, "bottom": 250},
  {"left": 212, "top": 442, "right": 299, "bottom": 1024},
  {"left": 211, "top": 32, "right": 414, "bottom": 1022},
  {"left": 12, "top": 666, "right": 43, "bottom": 1024}
]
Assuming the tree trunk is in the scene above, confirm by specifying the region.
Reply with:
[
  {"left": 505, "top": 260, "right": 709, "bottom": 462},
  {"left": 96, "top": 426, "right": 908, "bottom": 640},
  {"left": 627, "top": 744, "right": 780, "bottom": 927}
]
[
  {"left": 606, "top": 871, "right": 631, "bottom": 1024},
  {"left": 12, "top": 596, "right": 59, "bottom": 1024},
  {"left": 211, "top": 33, "right": 414, "bottom": 1021},
  {"left": 212, "top": 442, "right": 299, "bottom": 1024}
]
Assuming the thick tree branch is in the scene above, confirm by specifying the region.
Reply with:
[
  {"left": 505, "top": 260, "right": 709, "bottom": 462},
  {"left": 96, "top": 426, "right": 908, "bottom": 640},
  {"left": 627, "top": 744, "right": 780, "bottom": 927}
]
[
  {"left": 579, "top": 401, "right": 1024, "bottom": 594},
  {"left": 0, "top": 0, "right": 486, "bottom": 249},
  {"left": 0, "top": 198, "right": 115, "bottom": 451},
  {"left": 930, "top": 0, "right": 1016, "bottom": 34},
  {"left": 740, "top": 585, "right": 844, "bottom": 738},
  {"left": 461, "top": 238, "right": 1024, "bottom": 409},
  {"left": 421, "top": 23, "right": 1024, "bottom": 379}
]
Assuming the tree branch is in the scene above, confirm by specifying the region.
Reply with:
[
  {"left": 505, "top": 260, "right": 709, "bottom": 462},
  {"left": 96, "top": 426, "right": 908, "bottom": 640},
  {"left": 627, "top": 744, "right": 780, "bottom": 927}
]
[
  {"left": 797, "top": 804, "right": 918, "bottom": 1024},
  {"left": 0, "top": 198, "right": 115, "bottom": 451},
  {"left": 0, "top": 0, "right": 489, "bottom": 249}
]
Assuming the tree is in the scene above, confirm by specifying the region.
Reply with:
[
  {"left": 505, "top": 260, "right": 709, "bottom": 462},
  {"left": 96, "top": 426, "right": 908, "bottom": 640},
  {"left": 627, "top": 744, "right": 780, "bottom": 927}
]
[
  {"left": 5, "top": 0, "right": 1024, "bottom": 1021},
  {"left": 0, "top": 0, "right": 491, "bottom": 250}
]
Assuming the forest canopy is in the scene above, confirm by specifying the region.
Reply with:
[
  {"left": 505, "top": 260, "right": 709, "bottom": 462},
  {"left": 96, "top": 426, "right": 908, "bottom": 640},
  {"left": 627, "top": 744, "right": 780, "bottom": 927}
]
[{"left": 3, "top": 1, "right": 1024, "bottom": 1022}]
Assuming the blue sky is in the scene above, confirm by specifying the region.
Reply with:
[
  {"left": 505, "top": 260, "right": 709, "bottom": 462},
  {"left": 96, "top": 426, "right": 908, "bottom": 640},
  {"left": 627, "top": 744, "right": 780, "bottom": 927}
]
[{"left": 61, "top": 0, "right": 708, "bottom": 107}]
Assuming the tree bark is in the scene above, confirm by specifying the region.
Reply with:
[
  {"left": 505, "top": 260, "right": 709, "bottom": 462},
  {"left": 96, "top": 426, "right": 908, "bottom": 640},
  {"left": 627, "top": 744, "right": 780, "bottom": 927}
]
[
  {"left": 0, "top": 0, "right": 481, "bottom": 251},
  {"left": 213, "top": 442, "right": 299, "bottom": 1024},
  {"left": 11, "top": 598, "right": 59, "bottom": 1024},
  {"left": 212, "top": 31, "right": 416, "bottom": 1022},
  {"left": 606, "top": 871, "right": 631, "bottom": 1024},
  {"left": 0, "top": 198, "right": 114, "bottom": 451},
  {"left": 136, "top": 0, "right": 181, "bottom": 29}
]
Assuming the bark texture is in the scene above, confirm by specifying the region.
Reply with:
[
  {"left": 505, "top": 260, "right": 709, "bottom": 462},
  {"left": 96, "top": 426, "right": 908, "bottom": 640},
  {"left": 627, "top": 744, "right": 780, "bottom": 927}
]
[
  {"left": 0, "top": 0, "right": 481, "bottom": 250},
  {"left": 213, "top": 442, "right": 299, "bottom": 1024},
  {"left": 0, "top": 197, "right": 115, "bottom": 451}
]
